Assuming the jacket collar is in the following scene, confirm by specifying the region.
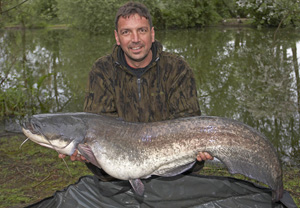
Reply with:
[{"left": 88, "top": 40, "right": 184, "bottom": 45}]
[{"left": 112, "top": 40, "right": 162, "bottom": 68}]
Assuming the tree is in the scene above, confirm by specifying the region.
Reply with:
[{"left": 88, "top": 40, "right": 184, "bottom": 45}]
[
  {"left": 159, "top": 0, "right": 221, "bottom": 29},
  {"left": 56, "top": 0, "right": 124, "bottom": 33},
  {"left": 1, "top": 0, "right": 58, "bottom": 28},
  {"left": 237, "top": 0, "right": 300, "bottom": 27}
]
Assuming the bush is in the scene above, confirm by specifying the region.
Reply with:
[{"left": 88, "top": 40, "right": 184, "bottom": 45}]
[
  {"left": 160, "top": 0, "right": 222, "bottom": 29},
  {"left": 236, "top": 0, "right": 300, "bottom": 27}
]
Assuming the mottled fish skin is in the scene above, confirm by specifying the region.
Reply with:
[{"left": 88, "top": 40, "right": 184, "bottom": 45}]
[{"left": 22, "top": 113, "right": 283, "bottom": 201}]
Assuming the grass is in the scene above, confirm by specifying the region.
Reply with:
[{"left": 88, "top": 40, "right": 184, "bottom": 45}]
[
  {"left": 0, "top": 134, "right": 299, "bottom": 207},
  {"left": 0, "top": 134, "right": 91, "bottom": 208}
]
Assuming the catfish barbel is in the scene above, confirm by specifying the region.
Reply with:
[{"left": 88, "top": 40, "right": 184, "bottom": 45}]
[{"left": 22, "top": 112, "right": 283, "bottom": 201}]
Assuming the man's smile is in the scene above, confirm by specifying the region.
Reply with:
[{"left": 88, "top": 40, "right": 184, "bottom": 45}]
[{"left": 130, "top": 45, "right": 143, "bottom": 51}]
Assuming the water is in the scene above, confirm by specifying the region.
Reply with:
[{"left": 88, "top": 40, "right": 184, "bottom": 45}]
[{"left": 1, "top": 27, "right": 299, "bottom": 166}]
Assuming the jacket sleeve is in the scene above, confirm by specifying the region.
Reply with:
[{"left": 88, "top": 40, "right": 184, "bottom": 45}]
[
  {"left": 168, "top": 58, "right": 201, "bottom": 119},
  {"left": 83, "top": 59, "right": 118, "bottom": 117}
]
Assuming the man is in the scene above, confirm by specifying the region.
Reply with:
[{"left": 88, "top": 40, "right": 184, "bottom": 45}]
[{"left": 60, "top": 2, "right": 212, "bottom": 180}]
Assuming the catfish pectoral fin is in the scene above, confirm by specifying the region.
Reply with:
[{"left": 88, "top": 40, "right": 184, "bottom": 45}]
[
  {"left": 129, "top": 179, "right": 145, "bottom": 196},
  {"left": 77, "top": 144, "right": 101, "bottom": 168}
]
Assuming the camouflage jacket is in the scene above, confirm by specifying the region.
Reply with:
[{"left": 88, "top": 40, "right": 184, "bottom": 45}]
[
  {"left": 83, "top": 41, "right": 202, "bottom": 180},
  {"left": 83, "top": 41, "right": 201, "bottom": 122}
]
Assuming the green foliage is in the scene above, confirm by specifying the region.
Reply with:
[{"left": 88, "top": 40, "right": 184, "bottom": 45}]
[
  {"left": 56, "top": 0, "right": 125, "bottom": 33},
  {"left": 0, "top": 34, "right": 54, "bottom": 116},
  {"left": 0, "top": 69, "right": 53, "bottom": 117},
  {"left": 237, "top": 0, "right": 300, "bottom": 27},
  {"left": 1, "top": 0, "right": 59, "bottom": 28},
  {"left": 34, "top": 0, "right": 58, "bottom": 22},
  {"left": 0, "top": 30, "right": 82, "bottom": 117},
  {"left": 153, "top": 0, "right": 222, "bottom": 29},
  {"left": 215, "top": 0, "right": 238, "bottom": 18},
  {"left": 56, "top": 0, "right": 159, "bottom": 33},
  {"left": 1, "top": 0, "right": 300, "bottom": 30}
]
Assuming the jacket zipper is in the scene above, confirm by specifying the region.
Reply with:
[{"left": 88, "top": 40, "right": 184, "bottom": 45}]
[{"left": 137, "top": 78, "right": 141, "bottom": 101}]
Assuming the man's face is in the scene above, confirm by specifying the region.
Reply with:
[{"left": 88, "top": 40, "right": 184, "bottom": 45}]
[{"left": 115, "top": 13, "right": 155, "bottom": 68}]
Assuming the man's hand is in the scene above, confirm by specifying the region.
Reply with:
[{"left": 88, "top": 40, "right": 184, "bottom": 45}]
[
  {"left": 59, "top": 150, "right": 88, "bottom": 162},
  {"left": 197, "top": 152, "right": 213, "bottom": 161}
]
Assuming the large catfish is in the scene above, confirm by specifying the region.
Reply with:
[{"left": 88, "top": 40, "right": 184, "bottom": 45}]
[{"left": 22, "top": 112, "right": 283, "bottom": 201}]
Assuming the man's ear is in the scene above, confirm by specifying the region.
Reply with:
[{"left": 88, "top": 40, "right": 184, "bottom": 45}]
[
  {"left": 114, "top": 30, "right": 120, "bottom": 45},
  {"left": 151, "top": 27, "right": 155, "bottom": 43}
]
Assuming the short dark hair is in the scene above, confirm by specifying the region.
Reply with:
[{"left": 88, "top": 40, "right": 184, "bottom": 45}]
[{"left": 115, "top": 2, "right": 153, "bottom": 31}]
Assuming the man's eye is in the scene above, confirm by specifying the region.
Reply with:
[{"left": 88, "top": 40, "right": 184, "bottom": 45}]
[
  {"left": 140, "top": 28, "right": 147, "bottom": 33},
  {"left": 121, "top": 30, "right": 129, "bottom": 35}
]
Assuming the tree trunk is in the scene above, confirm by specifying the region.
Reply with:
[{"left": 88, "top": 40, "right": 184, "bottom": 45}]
[{"left": 292, "top": 43, "right": 300, "bottom": 113}]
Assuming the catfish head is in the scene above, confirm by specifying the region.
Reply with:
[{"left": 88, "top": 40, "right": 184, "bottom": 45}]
[{"left": 22, "top": 113, "right": 87, "bottom": 155}]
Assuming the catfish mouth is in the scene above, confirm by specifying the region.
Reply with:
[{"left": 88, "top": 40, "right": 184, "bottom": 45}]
[
  {"left": 22, "top": 122, "right": 77, "bottom": 155},
  {"left": 21, "top": 125, "right": 55, "bottom": 149},
  {"left": 22, "top": 121, "right": 46, "bottom": 146},
  {"left": 22, "top": 120, "right": 40, "bottom": 135}
]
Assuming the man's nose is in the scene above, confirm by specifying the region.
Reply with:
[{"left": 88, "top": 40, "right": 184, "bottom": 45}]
[{"left": 131, "top": 31, "right": 140, "bottom": 42}]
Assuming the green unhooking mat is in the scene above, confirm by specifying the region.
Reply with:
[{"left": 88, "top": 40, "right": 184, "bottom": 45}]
[{"left": 25, "top": 174, "right": 297, "bottom": 208}]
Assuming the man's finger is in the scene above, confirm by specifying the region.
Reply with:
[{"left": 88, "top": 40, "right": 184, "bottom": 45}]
[
  {"left": 197, "top": 152, "right": 205, "bottom": 161},
  {"left": 70, "top": 154, "right": 76, "bottom": 161},
  {"left": 200, "top": 152, "right": 207, "bottom": 160},
  {"left": 196, "top": 152, "right": 214, "bottom": 161},
  {"left": 204, "top": 152, "right": 214, "bottom": 160},
  {"left": 197, "top": 154, "right": 202, "bottom": 161}
]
